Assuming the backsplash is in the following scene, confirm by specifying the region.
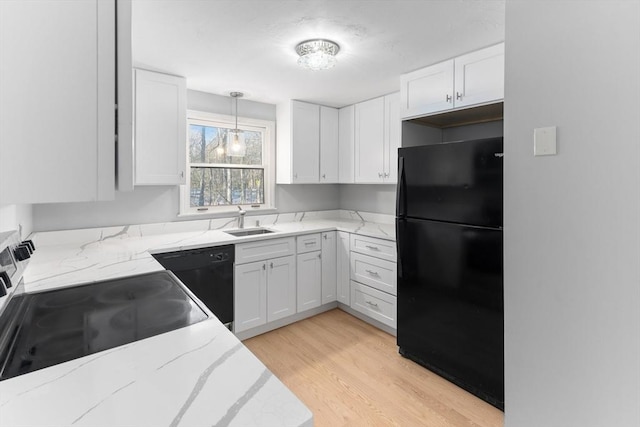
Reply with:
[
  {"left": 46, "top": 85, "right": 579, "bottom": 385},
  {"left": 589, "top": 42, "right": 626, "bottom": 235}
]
[{"left": 31, "top": 210, "right": 395, "bottom": 248}]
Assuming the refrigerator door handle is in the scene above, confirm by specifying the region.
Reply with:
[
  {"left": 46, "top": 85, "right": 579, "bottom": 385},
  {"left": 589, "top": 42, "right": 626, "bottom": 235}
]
[
  {"left": 396, "top": 156, "right": 406, "bottom": 218},
  {"left": 396, "top": 218, "right": 404, "bottom": 280}
]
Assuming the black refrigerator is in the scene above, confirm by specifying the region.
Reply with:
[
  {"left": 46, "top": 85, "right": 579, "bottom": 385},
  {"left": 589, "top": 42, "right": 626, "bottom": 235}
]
[{"left": 396, "top": 137, "right": 504, "bottom": 410}]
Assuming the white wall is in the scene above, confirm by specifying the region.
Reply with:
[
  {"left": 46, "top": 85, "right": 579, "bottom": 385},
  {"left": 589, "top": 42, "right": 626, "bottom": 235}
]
[
  {"left": 0, "top": 204, "right": 33, "bottom": 238},
  {"left": 33, "top": 90, "right": 340, "bottom": 231},
  {"left": 504, "top": 2, "right": 640, "bottom": 426}
]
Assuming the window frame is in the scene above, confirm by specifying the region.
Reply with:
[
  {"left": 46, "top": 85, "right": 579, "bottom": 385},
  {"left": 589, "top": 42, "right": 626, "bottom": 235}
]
[{"left": 179, "top": 110, "right": 276, "bottom": 217}]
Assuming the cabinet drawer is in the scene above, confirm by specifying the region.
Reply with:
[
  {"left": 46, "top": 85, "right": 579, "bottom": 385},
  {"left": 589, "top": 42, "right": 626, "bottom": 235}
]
[
  {"left": 296, "top": 233, "right": 321, "bottom": 254},
  {"left": 235, "top": 237, "right": 295, "bottom": 264},
  {"left": 350, "top": 281, "right": 396, "bottom": 329},
  {"left": 350, "top": 234, "right": 396, "bottom": 261},
  {"left": 350, "top": 252, "right": 397, "bottom": 295}
]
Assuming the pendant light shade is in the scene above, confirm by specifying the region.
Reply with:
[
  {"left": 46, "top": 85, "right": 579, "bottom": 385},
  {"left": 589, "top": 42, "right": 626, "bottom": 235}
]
[{"left": 228, "top": 92, "right": 246, "bottom": 157}]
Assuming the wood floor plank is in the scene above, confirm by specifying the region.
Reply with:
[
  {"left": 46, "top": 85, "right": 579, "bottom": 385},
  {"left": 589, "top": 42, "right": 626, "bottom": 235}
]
[{"left": 244, "top": 309, "right": 504, "bottom": 427}]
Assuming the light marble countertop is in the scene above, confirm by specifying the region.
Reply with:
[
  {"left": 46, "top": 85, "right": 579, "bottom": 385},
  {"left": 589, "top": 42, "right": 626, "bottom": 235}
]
[{"left": 0, "top": 211, "right": 395, "bottom": 426}]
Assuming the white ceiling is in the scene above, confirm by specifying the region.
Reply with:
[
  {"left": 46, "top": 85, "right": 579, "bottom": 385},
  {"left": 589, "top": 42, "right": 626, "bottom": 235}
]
[{"left": 132, "top": 0, "right": 505, "bottom": 108}]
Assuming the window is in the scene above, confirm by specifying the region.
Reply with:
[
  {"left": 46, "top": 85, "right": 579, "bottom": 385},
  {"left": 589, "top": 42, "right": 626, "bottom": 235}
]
[{"left": 180, "top": 111, "right": 275, "bottom": 215}]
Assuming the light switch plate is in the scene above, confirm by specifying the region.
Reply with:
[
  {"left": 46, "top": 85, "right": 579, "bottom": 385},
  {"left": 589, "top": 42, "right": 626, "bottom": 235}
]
[{"left": 534, "top": 126, "right": 557, "bottom": 156}]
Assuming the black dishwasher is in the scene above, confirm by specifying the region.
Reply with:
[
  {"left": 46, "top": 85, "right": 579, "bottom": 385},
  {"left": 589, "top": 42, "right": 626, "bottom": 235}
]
[{"left": 152, "top": 245, "right": 234, "bottom": 329}]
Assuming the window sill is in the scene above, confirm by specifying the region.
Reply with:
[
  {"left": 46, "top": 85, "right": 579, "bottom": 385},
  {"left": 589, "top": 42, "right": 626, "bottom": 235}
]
[{"left": 177, "top": 206, "right": 279, "bottom": 220}]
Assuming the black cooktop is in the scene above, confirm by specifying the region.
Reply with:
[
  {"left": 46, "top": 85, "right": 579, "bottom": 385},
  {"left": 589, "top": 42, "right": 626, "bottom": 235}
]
[{"left": 0, "top": 271, "right": 208, "bottom": 381}]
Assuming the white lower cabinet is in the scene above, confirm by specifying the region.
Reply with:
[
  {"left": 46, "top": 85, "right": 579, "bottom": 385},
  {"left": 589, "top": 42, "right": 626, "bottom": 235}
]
[
  {"left": 349, "top": 234, "right": 397, "bottom": 330},
  {"left": 234, "top": 255, "right": 296, "bottom": 333},
  {"left": 321, "top": 231, "right": 337, "bottom": 304},
  {"left": 266, "top": 256, "right": 296, "bottom": 322},
  {"left": 234, "top": 238, "right": 296, "bottom": 334},
  {"left": 337, "top": 232, "right": 351, "bottom": 304},
  {"left": 351, "top": 281, "right": 396, "bottom": 328},
  {"left": 297, "top": 251, "right": 322, "bottom": 312},
  {"left": 234, "top": 260, "right": 267, "bottom": 333}
]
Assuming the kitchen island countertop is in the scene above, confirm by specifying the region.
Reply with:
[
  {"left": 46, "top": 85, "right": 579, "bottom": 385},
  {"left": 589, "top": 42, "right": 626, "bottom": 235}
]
[{"left": 0, "top": 211, "right": 394, "bottom": 426}]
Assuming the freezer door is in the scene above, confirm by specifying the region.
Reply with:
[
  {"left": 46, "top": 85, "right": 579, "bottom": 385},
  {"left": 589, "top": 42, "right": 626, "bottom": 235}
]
[
  {"left": 398, "top": 138, "right": 503, "bottom": 228},
  {"left": 397, "top": 217, "right": 504, "bottom": 409}
]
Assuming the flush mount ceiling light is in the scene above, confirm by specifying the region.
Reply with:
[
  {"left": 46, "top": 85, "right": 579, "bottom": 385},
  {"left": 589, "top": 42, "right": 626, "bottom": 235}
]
[{"left": 295, "top": 39, "right": 340, "bottom": 71}]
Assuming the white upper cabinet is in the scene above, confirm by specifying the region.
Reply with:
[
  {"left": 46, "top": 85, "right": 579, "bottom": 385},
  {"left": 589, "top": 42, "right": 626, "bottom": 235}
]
[
  {"left": 453, "top": 43, "right": 505, "bottom": 109},
  {"left": 338, "top": 105, "right": 355, "bottom": 183},
  {"left": 400, "top": 60, "right": 454, "bottom": 118},
  {"left": 354, "top": 97, "right": 385, "bottom": 183},
  {"left": 400, "top": 43, "right": 504, "bottom": 119},
  {"left": 277, "top": 100, "right": 339, "bottom": 184},
  {"left": 383, "top": 92, "right": 401, "bottom": 183},
  {"left": 354, "top": 93, "right": 400, "bottom": 184},
  {"left": 0, "top": 0, "right": 118, "bottom": 204},
  {"left": 134, "top": 69, "right": 186, "bottom": 186},
  {"left": 319, "top": 106, "right": 339, "bottom": 183}
]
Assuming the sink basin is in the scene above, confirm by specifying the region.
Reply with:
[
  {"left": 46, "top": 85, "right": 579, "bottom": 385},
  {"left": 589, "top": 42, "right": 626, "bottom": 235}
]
[{"left": 224, "top": 227, "right": 274, "bottom": 237}]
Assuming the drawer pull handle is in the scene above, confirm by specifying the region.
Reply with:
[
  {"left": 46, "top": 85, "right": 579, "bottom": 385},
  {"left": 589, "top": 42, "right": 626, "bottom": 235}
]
[
  {"left": 365, "top": 300, "right": 379, "bottom": 308},
  {"left": 365, "top": 269, "right": 380, "bottom": 277},
  {"left": 365, "top": 245, "right": 380, "bottom": 251},
  {"left": 304, "top": 241, "right": 315, "bottom": 245}
]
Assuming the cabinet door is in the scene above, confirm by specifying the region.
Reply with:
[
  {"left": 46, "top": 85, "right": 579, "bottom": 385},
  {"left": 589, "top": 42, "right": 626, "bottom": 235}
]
[
  {"left": 354, "top": 97, "right": 385, "bottom": 183},
  {"left": 0, "top": 0, "right": 115, "bottom": 204},
  {"left": 297, "top": 251, "right": 322, "bottom": 312},
  {"left": 234, "top": 261, "right": 267, "bottom": 333},
  {"left": 383, "top": 92, "right": 401, "bottom": 183},
  {"left": 321, "top": 232, "right": 337, "bottom": 304},
  {"left": 454, "top": 43, "right": 505, "bottom": 109},
  {"left": 291, "top": 101, "right": 320, "bottom": 183},
  {"left": 338, "top": 105, "right": 355, "bottom": 183},
  {"left": 267, "top": 255, "right": 297, "bottom": 322},
  {"left": 320, "top": 106, "right": 339, "bottom": 183},
  {"left": 337, "top": 232, "right": 351, "bottom": 305},
  {"left": 134, "top": 69, "right": 186, "bottom": 185},
  {"left": 400, "top": 59, "right": 454, "bottom": 119}
]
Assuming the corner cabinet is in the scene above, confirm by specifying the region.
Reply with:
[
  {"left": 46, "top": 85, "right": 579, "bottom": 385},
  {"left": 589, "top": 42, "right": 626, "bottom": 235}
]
[
  {"left": 276, "top": 100, "right": 339, "bottom": 184},
  {"left": 400, "top": 43, "right": 504, "bottom": 119},
  {"left": 354, "top": 92, "right": 400, "bottom": 184},
  {"left": 0, "top": 0, "right": 122, "bottom": 203},
  {"left": 321, "top": 231, "right": 337, "bottom": 304},
  {"left": 134, "top": 69, "right": 187, "bottom": 186}
]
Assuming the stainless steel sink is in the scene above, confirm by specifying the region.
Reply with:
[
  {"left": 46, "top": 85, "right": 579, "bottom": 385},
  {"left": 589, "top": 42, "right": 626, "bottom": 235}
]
[{"left": 224, "top": 227, "right": 274, "bottom": 237}]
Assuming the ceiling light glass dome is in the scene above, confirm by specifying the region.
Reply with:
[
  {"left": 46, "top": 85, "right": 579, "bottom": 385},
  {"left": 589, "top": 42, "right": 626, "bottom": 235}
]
[{"left": 295, "top": 39, "right": 340, "bottom": 71}]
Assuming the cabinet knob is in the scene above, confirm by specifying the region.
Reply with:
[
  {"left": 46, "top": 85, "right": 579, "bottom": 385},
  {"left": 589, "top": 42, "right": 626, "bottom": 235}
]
[
  {"left": 378, "top": 172, "right": 383, "bottom": 178},
  {"left": 294, "top": 173, "right": 298, "bottom": 179},
  {"left": 456, "top": 91, "right": 463, "bottom": 101},
  {"left": 318, "top": 253, "right": 322, "bottom": 259},
  {"left": 446, "top": 94, "right": 452, "bottom": 103},
  {"left": 322, "top": 174, "right": 326, "bottom": 179},
  {"left": 262, "top": 263, "right": 266, "bottom": 270},
  {"left": 180, "top": 171, "right": 184, "bottom": 178},
  {"left": 270, "top": 262, "right": 274, "bottom": 269}
]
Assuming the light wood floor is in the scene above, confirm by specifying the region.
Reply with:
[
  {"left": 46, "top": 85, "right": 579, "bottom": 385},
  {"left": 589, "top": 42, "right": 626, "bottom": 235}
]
[{"left": 244, "top": 309, "right": 504, "bottom": 427}]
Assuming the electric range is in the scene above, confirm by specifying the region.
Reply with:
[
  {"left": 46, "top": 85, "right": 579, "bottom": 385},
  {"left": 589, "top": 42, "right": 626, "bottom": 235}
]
[{"left": 0, "top": 230, "right": 208, "bottom": 382}]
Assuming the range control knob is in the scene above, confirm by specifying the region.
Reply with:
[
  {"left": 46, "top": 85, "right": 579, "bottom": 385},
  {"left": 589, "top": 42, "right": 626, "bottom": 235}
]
[
  {"left": 17, "top": 243, "right": 32, "bottom": 255},
  {"left": 21, "top": 240, "right": 36, "bottom": 253},
  {"left": 14, "top": 246, "right": 30, "bottom": 261},
  {"left": 0, "top": 271, "right": 10, "bottom": 289}
]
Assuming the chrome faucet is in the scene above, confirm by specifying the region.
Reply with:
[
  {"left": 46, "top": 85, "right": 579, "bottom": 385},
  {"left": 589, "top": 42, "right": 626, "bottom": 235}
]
[{"left": 237, "top": 205, "right": 246, "bottom": 229}]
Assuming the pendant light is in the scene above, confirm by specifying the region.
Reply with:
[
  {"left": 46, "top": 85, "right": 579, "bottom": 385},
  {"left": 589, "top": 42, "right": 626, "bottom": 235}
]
[{"left": 229, "top": 92, "right": 246, "bottom": 157}]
